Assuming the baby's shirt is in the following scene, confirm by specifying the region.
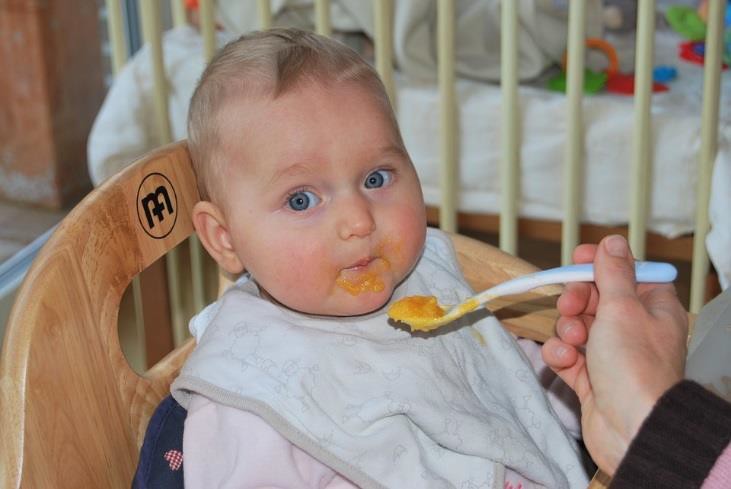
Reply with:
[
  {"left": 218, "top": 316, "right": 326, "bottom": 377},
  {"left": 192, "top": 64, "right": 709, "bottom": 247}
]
[
  {"left": 183, "top": 394, "right": 556, "bottom": 489},
  {"left": 172, "top": 228, "right": 587, "bottom": 488}
]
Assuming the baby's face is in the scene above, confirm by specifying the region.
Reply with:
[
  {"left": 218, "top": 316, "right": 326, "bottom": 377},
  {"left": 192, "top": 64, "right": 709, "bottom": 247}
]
[{"left": 216, "top": 81, "right": 426, "bottom": 316}]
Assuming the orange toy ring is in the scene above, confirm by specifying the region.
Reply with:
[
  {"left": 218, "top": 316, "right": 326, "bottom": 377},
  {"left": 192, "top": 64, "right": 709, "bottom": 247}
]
[{"left": 561, "top": 38, "right": 619, "bottom": 77}]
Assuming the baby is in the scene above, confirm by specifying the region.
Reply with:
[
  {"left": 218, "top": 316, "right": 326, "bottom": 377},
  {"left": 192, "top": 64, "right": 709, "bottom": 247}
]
[{"left": 172, "top": 28, "right": 588, "bottom": 488}]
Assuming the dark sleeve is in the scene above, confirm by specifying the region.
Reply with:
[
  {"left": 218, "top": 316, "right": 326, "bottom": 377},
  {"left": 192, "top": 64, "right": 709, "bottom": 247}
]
[{"left": 610, "top": 380, "right": 731, "bottom": 489}]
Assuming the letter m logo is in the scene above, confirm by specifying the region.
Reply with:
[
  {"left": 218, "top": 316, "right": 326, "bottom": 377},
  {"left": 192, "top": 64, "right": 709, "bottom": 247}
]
[
  {"left": 136, "top": 173, "right": 178, "bottom": 239},
  {"left": 142, "top": 186, "right": 174, "bottom": 229}
]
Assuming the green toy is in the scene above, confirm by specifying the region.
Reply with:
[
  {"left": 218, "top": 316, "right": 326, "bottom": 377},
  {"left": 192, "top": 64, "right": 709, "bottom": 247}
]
[
  {"left": 547, "top": 69, "right": 608, "bottom": 94},
  {"left": 666, "top": 6, "right": 707, "bottom": 41}
]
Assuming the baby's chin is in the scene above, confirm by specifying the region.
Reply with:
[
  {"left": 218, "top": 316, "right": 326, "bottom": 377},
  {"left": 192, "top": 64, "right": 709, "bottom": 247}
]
[
  {"left": 332, "top": 293, "right": 392, "bottom": 317},
  {"left": 282, "top": 290, "right": 393, "bottom": 318}
]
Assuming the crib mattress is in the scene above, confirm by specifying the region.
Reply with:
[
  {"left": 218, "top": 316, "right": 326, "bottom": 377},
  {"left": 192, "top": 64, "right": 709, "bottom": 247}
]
[{"left": 401, "top": 29, "right": 729, "bottom": 234}]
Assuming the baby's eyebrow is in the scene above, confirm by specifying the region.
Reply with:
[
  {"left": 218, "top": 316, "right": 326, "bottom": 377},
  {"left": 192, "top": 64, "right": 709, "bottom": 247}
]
[
  {"left": 267, "top": 162, "right": 317, "bottom": 187},
  {"left": 378, "top": 145, "right": 409, "bottom": 160}
]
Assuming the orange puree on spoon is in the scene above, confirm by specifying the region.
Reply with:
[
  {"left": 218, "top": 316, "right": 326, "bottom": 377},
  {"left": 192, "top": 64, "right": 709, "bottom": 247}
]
[
  {"left": 388, "top": 296, "right": 480, "bottom": 332},
  {"left": 387, "top": 296, "right": 446, "bottom": 332}
]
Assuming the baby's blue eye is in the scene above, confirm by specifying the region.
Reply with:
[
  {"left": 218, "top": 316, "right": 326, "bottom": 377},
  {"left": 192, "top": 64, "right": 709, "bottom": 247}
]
[
  {"left": 364, "top": 169, "right": 392, "bottom": 189},
  {"left": 287, "top": 190, "right": 320, "bottom": 211}
]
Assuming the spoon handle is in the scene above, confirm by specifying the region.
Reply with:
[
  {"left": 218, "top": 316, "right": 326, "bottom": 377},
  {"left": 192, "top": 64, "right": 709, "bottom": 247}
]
[{"left": 475, "top": 261, "right": 677, "bottom": 304}]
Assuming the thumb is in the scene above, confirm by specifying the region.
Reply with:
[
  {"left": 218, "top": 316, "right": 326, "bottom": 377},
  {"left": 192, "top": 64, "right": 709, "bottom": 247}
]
[{"left": 594, "top": 235, "right": 638, "bottom": 303}]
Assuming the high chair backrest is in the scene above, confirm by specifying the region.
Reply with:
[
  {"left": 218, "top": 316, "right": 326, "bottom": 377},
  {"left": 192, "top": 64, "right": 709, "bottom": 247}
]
[
  {"left": 0, "top": 141, "right": 198, "bottom": 488},
  {"left": 0, "top": 141, "right": 607, "bottom": 488}
]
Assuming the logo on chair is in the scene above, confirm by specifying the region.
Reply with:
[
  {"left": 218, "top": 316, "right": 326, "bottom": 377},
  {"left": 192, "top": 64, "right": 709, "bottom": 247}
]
[{"left": 137, "top": 172, "right": 178, "bottom": 239}]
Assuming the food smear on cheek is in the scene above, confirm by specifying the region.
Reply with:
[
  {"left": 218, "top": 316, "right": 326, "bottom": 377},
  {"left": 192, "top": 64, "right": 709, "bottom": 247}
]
[{"left": 378, "top": 238, "right": 403, "bottom": 264}]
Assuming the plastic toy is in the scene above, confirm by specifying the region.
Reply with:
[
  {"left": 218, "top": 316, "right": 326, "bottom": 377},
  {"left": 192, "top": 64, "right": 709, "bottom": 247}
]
[
  {"left": 667, "top": 5, "right": 708, "bottom": 41},
  {"left": 547, "top": 38, "right": 615, "bottom": 93},
  {"left": 547, "top": 69, "right": 607, "bottom": 94},
  {"left": 667, "top": 2, "right": 731, "bottom": 65},
  {"left": 678, "top": 39, "right": 729, "bottom": 69},
  {"left": 548, "top": 37, "right": 670, "bottom": 96},
  {"left": 653, "top": 65, "right": 678, "bottom": 83},
  {"left": 606, "top": 73, "right": 669, "bottom": 95},
  {"left": 560, "top": 38, "right": 620, "bottom": 77}
]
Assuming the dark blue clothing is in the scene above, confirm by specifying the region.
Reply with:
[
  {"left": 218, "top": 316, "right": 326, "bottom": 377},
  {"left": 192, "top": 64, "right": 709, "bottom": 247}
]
[{"left": 132, "top": 395, "right": 186, "bottom": 489}]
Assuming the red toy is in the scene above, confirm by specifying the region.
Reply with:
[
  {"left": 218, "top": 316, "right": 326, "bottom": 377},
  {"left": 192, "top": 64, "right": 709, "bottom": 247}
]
[
  {"left": 605, "top": 73, "right": 669, "bottom": 95},
  {"left": 679, "top": 41, "right": 729, "bottom": 69}
]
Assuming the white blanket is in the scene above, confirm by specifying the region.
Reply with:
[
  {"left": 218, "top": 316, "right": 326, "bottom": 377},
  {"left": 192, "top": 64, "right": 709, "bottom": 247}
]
[{"left": 212, "top": 0, "right": 604, "bottom": 82}]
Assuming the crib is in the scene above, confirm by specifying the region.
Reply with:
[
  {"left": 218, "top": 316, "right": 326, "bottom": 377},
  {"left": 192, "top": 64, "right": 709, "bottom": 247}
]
[
  {"left": 1, "top": 0, "right": 728, "bottom": 487},
  {"left": 92, "top": 0, "right": 729, "bottom": 364}
]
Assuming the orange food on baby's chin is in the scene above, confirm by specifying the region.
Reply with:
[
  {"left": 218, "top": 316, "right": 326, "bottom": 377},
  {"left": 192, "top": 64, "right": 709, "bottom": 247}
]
[
  {"left": 388, "top": 296, "right": 445, "bottom": 324},
  {"left": 336, "top": 272, "right": 385, "bottom": 296}
]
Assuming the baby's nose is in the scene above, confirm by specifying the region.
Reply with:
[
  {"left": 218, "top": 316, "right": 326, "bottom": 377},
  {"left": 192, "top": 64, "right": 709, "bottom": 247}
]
[{"left": 337, "top": 194, "right": 376, "bottom": 240}]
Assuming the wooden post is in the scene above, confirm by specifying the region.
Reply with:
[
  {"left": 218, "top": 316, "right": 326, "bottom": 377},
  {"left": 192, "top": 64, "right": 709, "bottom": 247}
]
[{"left": 0, "top": 0, "right": 104, "bottom": 208}]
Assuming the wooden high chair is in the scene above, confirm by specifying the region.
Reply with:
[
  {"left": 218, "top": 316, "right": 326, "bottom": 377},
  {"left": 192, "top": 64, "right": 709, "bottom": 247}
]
[{"left": 0, "top": 141, "right": 610, "bottom": 488}]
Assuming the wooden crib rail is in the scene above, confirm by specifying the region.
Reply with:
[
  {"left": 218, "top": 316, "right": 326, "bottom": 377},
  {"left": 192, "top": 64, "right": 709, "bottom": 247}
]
[{"left": 0, "top": 141, "right": 198, "bottom": 488}]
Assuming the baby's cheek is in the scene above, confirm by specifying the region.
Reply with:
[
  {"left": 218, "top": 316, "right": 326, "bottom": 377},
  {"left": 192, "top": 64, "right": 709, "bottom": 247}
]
[
  {"left": 398, "top": 221, "right": 426, "bottom": 267},
  {"left": 281, "top": 254, "right": 332, "bottom": 299}
]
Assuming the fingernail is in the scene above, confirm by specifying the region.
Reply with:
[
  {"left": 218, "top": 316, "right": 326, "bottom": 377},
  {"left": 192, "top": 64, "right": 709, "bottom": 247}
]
[
  {"left": 555, "top": 345, "right": 568, "bottom": 358},
  {"left": 561, "top": 322, "right": 574, "bottom": 337},
  {"left": 605, "top": 235, "right": 628, "bottom": 258}
]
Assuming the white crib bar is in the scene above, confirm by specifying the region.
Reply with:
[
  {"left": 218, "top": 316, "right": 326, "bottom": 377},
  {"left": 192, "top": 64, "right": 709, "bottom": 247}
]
[
  {"left": 104, "top": 0, "right": 128, "bottom": 76},
  {"left": 690, "top": 0, "right": 727, "bottom": 313},
  {"left": 315, "top": 0, "right": 332, "bottom": 37},
  {"left": 628, "top": 0, "right": 656, "bottom": 261},
  {"left": 438, "top": 0, "right": 458, "bottom": 233},
  {"left": 171, "top": 0, "right": 187, "bottom": 29},
  {"left": 189, "top": 0, "right": 219, "bottom": 330},
  {"left": 374, "top": 0, "right": 395, "bottom": 107},
  {"left": 139, "top": 1, "right": 172, "bottom": 154},
  {"left": 139, "top": 0, "right": 187, "bottom": 360},
  {"left": 561, "top": 1, "right": 586, "bottom": 265},
  {"left": 199, "top": 0, "right": 217, "bottom": 62},
  {"left": 499, "top": 0, "right": 520, "bottom": 255},
  {"left": 106, "top": 1, "right": 143, "bottom": 368},
  {"left": 258, "top": 0, "right": 273, "bottom": 29}
]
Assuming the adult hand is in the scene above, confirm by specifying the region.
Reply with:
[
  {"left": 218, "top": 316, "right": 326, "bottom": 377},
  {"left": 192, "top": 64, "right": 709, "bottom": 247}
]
[{"left": 541, "top": 235, "right": 688, "bottom": 475}]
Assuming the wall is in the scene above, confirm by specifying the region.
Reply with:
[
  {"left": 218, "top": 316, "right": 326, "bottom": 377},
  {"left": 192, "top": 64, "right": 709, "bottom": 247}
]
[{"left": 0, "top": 0, "right": 104, "bottom": 208}]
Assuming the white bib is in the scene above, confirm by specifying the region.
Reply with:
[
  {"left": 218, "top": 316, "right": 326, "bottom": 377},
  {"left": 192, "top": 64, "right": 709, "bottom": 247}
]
[{"left": 172, "top": 229, "right": 587, "bottom": 488}]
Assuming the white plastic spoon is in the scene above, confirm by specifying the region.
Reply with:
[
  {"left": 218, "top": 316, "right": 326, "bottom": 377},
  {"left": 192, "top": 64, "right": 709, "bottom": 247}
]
[{"left": 388, "top": 261, "right": 678, "bottom": 332}]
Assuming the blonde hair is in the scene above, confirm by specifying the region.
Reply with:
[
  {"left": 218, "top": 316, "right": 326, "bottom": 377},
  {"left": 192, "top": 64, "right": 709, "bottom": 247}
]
[{"left": 187, "top": 28, "right": 398, "bottom": 202}]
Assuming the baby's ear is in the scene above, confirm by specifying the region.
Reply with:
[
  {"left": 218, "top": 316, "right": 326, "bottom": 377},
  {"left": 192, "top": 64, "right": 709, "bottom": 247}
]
[{"left": 192, "top": 201, "right": 245, "bottom": 274}]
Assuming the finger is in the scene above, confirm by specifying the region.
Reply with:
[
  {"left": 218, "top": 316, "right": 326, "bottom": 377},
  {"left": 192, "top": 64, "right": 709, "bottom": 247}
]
[
  {"left": 572, "top": 244, "right": 598, "bottom": 264},
  {"left": 557, "top": 283, "right": 591, "bottom": 316},
  {"left": 542, "top": 338, "right": 579, "bottom": 369},
  {"left": 558, "top": 282, "right": 601, "bottom": 317},
  {"left": 593, "top": 235, "right": 638, "bottom": 304},
  {"left": 542, "top": 338, "right": 592, "bottom": 402},
  {"left": 556, "top": 316, "right": 589, "bottom": 346}
]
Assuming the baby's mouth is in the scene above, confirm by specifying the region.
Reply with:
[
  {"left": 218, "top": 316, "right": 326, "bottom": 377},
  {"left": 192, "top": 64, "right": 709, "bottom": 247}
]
[
  {"left": 345, "top": 257, "right": 376, "bottom": 270},
  {"left": 337, "top": 257, "right": 389, "bottom": 295}
]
